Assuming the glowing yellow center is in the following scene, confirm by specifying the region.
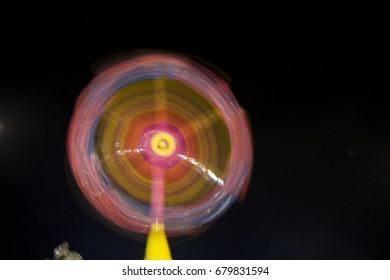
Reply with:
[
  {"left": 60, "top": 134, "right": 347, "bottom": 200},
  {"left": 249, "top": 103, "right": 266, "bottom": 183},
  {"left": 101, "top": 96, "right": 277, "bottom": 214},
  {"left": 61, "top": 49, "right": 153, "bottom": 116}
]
[{"left": 150, "top": 132, "right": 176, "bottom": 157}]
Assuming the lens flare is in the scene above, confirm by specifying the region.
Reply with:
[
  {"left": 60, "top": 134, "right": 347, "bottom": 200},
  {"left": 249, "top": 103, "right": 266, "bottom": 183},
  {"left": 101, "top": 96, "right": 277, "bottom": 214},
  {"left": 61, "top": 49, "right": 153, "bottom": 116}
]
[{"left": 67, "top": 52, "right": 252, "bottom": 236}]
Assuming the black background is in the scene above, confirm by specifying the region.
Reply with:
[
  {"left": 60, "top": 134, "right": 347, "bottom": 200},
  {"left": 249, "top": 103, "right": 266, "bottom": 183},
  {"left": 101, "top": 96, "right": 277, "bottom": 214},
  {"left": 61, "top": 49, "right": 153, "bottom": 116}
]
[{"left": 0, "top": 11, "right": 388, "bottom": 259}]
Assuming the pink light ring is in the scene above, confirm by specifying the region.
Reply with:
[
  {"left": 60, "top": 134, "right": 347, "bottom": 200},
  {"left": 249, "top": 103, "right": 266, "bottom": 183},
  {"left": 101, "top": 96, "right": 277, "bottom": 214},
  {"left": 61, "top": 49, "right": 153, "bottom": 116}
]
[{"left": 67, "top": 53, "right": 252, "bottom": 235}]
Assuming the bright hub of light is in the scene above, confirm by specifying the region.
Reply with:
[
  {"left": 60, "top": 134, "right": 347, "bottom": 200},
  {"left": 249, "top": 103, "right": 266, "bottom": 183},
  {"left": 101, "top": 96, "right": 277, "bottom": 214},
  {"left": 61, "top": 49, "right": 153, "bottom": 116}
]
[{"left": 150, "top": 132, "right": 176, "bottom": 157}]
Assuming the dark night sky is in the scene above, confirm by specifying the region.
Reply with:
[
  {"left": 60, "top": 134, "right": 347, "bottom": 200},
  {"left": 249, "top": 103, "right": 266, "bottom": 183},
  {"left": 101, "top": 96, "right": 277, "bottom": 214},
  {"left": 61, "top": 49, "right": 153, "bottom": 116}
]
[{"left": 0, "top": 11, "right": 388, "bottom": 260}]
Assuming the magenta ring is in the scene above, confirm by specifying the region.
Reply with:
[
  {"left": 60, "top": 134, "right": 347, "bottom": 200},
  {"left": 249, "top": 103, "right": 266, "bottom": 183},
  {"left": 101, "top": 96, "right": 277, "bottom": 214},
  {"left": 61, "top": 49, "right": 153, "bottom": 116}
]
[{"left": 139, "top": 123, "right": 187, "bottom": 169}]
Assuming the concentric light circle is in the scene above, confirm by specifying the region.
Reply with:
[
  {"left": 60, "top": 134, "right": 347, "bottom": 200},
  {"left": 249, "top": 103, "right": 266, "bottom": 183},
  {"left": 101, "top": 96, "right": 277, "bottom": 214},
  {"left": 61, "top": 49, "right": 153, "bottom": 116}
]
[
  {"left": 149, "top": 132, "right": 176, "bottom": 157},
  {"left": 67, "top": 52, "right": 252, "bottom": 236}
]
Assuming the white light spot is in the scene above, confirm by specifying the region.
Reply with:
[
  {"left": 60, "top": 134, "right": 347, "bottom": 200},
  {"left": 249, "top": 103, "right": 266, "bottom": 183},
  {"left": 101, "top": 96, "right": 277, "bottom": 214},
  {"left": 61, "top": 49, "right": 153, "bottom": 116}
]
[{"left": 178, "top": 154, "right": 224, "bottom": 186}]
